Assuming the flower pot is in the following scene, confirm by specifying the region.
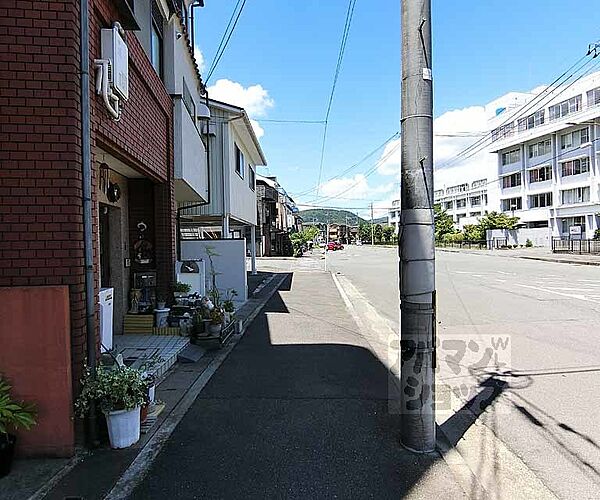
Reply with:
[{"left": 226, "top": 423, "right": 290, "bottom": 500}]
[
  {"left": 105, "top": 407, "right": 141, "bottom": 449},
  {"left": 0, "top": 434, "right": 16, "bottom": 478},
  {"left": 147, "top": 383, "right": 156, "bottom": 404},
  {"left": 208, "top": 323, "right": 222, "bottom": 335},
  {"left": 140, "top": 403, "right": 149, "bottom": 424}
]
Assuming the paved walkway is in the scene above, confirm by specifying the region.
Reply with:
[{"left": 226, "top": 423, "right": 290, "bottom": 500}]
[{"left": 130, "top": 270, "right": 465, "bottom": 499}]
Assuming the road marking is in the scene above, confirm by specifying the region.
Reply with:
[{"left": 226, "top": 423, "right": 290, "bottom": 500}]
[{"left": 515, "top": 283, "right": 600, "bottom": 304}]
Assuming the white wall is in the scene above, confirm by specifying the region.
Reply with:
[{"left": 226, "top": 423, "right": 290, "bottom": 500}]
[
  {"left": 228, "top": 125, "right": 258, "bottom": 225},
  {"left": 487, "top": 227, "right": 551, "bottom": 247},
  {"left": 181, "top": 239, "right": 248, "bottom": 303}
]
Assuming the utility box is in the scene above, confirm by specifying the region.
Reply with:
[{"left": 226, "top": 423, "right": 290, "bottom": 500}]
[
  {"left": 101, "top": 26, "right": 129, "bottom": 100},
  {"left": 99, "top": 287, "right": 114, "bottom": 352}
]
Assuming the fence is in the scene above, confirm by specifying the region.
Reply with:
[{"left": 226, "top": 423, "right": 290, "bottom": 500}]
[
  {"left": 436, "top": 238, "right": 509, "bottom": 250},
  {"left": 552, "top": 238, "right": 600, "bottom": 254}
]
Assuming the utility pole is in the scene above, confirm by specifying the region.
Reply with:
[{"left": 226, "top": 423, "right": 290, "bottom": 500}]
[
  {"left": 370, "top": 202, "right": 375, "bottom": 245},
  {"left": 399, "top": 0, "right": 436, "bottom": 452}
]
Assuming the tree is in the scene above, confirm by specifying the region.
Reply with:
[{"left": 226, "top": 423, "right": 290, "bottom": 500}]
[
  {"left": 478, "top": 211, "right": 520, "bottom": 232},
  {"left": 358, "top": 223, "right": 371, "bottom": 243},
  {"left": 434, "top": 204, "right": 456, "bottom": 241},
  {"left": 374, "top": 224, "right": 383, "bottom": 243},
  {"left": 382, "top": 225, "right": 395, "bottom": 243},
  {"left": 463, "top": 224, "right": 485, "bottom": 241}
]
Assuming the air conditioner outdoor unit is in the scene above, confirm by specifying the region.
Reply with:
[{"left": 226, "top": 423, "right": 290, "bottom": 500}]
[{"left": 101, "top": 26, "right": 129, "bottom": 100}]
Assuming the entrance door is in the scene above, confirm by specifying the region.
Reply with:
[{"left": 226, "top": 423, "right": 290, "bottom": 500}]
[{"left": 99, "top": 204, "right": 111, "bottom": 288}]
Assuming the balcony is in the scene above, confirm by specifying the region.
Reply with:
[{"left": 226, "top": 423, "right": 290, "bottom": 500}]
[{"left": 173, "top": 99, "right": 208, "bottom": 202}]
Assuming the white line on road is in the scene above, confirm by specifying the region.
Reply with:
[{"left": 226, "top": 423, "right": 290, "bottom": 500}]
[{"left": 515, "top": 283, "right": 600, "bottom": 304}]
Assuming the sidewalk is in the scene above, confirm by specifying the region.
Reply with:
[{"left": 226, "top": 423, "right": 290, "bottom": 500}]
[
  {"left": 128, "top": 270, "right": 465, "bottom": 499},
  {"left": 0, "top": 272, "right": 281, "bottom": 500},
  {"left": 437, "top": 245, "right": 600, "bottom": 266}
]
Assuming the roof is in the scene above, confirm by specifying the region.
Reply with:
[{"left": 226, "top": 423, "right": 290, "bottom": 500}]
[{"left": 208, "top": 99, "right": 267, "bottom": 166}]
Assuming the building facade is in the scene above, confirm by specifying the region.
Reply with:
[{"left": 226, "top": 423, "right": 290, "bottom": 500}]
[
  {"left": 433, "top": 178, "right": 489, "bottom": 229},
  {"left": 491, "top": 71, "right": 600, "bottom": 238}
]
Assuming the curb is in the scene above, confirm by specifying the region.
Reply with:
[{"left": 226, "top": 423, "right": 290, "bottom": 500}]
[
  {"left": 436, "top": 247, "right": 600, "bottom": 267},
  {"left": 104, "top": 274, "right": 287, "bottom": 500}
]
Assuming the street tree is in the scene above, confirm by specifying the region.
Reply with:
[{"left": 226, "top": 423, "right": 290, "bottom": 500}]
[
  {"left": 374, "top": 224, "right": 383, "bottom": 243},
  {"left": 434, "top": 204, "right": 456, "bottom": 241},
  {"left": 382, "top": 225, "right": 395, "bottom": 243}
]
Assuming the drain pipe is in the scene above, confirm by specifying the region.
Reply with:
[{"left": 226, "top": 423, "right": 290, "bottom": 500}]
[{"left": 80, "top": 0, "right": 98, "bottom": 446}]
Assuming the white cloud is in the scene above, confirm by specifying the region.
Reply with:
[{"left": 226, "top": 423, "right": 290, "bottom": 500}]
[
  {"left": 319, "top": 174, "right": 370, "bottom": 200},
  {"left": 207, "top": 79, "right": 274, "bottom": 118},
  {"left": 194, "top": 45, "right": 205, "bottom": 73},
  {"left": 250, "top": 119, "right": 264, "bottom": 139}
]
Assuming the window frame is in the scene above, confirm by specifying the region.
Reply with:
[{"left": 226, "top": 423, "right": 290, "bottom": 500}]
[
  {"left": 150, "top": 1, "right": 164, "bottom": 78},
  {"left": 502, "top": 172, "right": 522, "bottom": 189},
  {"left": 501, "top": 148, "right": 520, "bottom": 166},
  {"left": 235, "top": 144, "right": 245, "bottom": 179},
  {"left": 248, "top": 165, "right": 256, "bottom": 191}
]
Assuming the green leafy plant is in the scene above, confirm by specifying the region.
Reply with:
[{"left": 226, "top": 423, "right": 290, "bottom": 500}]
[
  {"left": 434, "top": 204, "right": 457, "bottom": 242},
  {"left": 0, "top": 376, "right": 36, "bottom": 436},
  {"left": 210, "top": 308, "right": 224, "bottom": 326},
  {"left": 525, "top": 239, "right": 533, "bottom": 247},
  {"left": 593, "top": 229, "right": 600, "bottom": 241},
  {"left": 74, "top": 366, "right": 146, "bottom": 417},
  {"left": 172, "top": 282, "right": 192, "bottom": 294},
  {"left": 223, "top": 289, "right": 237, "bottom": 313}
]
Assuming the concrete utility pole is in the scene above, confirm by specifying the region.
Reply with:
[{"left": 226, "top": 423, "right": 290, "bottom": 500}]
[
  {"left": 370, "top": 202, "right": 375, "bottom": 245},
  {"left": 399, "top": 0, "right": 436, "bottom": 452}
]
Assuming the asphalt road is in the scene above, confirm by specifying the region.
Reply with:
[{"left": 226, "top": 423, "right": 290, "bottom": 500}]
[{"left": 327, "top": 245, "right": 600, "bottom": 499}]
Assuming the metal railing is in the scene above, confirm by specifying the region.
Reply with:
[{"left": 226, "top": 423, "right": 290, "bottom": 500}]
[
  {"left": 436, "top": 238, "right": 508, "bottom": 250},
  {"left": 552, "top": 238, "right": 600, "bottom": 254}
]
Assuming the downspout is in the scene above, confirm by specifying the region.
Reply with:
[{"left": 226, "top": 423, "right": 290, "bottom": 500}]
[{"left": 80, "top": 0, "right": 97, "bottom": 445}]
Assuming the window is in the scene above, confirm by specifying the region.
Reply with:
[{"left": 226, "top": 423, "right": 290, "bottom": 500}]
[
  {"left": 529, "top": 165, "right": 552, "bottom": 183},
  {"left": 549, "top": 95, "right": 582, "bottom": 120},
  {"left": 560, "top": 128, "right": 589, "bottom": 150},
  {"left": 587, "top": 87, "right": 600, "bottom": 107},
  {"left": 561, "top": 157, "right": 589, "bottom": 177},
  {"left": 444, "top": 201, "right": 453, "bottom": 210},
  {"left": 501, "top": 197, "right": 522, "bottom": 211},
  {"left": 446, "top": 183, "right": 468, "bottom": 195},
  {"left": 562, "top": 216, "right": 585, "bottom": 234},
  {"left": 491, "top": 122, "right": 515, "bottom": 141},
  {"left": 502, "top": 172, "right": 521, "bottom": 188},
  {"left": 561, "top": 187, "right": 590, "bottom": 205},
  {"left": 150, "top": 1, "right": 164, "bottom": 77},
  {"left": 501, "top": 148, "right": 520, "bottom": 165},
  {"left": 434, "top": 189, "right": 444, "bottom": 200},
  {"left": 470, "top": 195, "right": 481, "bottom": 207},
  {"left": 528, "top": 138, "right": 551, "bottom": 158},
  {"left": 471, "top": 178, "right": 487, "bottom": 189},
  {"left": 182, "top": 78, "right": 195, "bottom": 119},
  {"left": 248, "top": 166, "right": 255, "bottom": 190},
  {"left": 456, "top": 198, "right": 466, "bottom": 209},
  {"left": 235, "top": 145, "right": 245, "bottom": 178},
  {"left": 517, "top": 110, "right": 545, "bottom": 131},
  {"left": 529, "top": 192, "right": 552, "bottom": 208}
]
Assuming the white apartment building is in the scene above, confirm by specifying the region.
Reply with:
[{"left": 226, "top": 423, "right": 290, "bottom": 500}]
[
  {"left": 388, "top": 199, "right": 400, "bottom": 233},
  {"left": 491, "top": 71, "right": 600, "bottom": 239},
  {"left": 434, "top": 178, "right": 489, "bottom": 229}
]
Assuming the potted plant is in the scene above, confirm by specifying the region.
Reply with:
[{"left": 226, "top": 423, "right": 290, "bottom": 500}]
[
  {"left": 172, "top": 282, "right": 191, "bottom": 298},
  {"left": 0, "top": 377, "right": 36, "bottom": 477},
  {"left": 223, "top": 289, "right": 237, "bottom": 324},
  {"left": 209, "top": 307, "right": 224, "bottom": 335},
  {"left": 75, "top": 366, "right": 146, "bottom": 449}
]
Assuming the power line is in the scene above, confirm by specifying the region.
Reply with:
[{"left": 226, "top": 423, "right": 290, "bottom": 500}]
[
  {"left": 259, "top": 119, "right": 326, "bottom": 124},
  {"left": 292, "top": 131, "right": 400, "bottom": 198},
  {"left": 315, "top": 0, "right": 358, "bottom": 197},
  {"left": 205, "top": 0, "right": 248, "bottom": 83},
  {"left": 438, "top": 50, "right": 599, "bottom": 170}
]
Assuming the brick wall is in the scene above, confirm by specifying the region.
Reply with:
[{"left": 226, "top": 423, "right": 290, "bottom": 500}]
[
  {"left": 0, "top": 0, "right": 87, "bottom": 384},
  {"left": 0, "top": 0, "right": 175, "bottom": 400}
]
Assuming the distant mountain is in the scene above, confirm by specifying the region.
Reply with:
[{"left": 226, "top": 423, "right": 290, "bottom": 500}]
[
  {"left": 372, "top": 216, "right": 388, "bottom": 224},
  {"left": 299, "top": 209, "right": 366, "bottom": 225}
]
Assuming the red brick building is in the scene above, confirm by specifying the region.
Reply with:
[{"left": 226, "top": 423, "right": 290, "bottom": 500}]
[{"left": 0, "top": 0, "right": 208, "bottom": 454}]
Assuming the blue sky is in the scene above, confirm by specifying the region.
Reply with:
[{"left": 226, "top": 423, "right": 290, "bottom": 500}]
[{"left": 194, "top": 1, "right": 600, "bottom": 217}]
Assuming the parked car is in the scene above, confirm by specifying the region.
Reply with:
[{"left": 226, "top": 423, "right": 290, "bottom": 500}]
[{"left": 327, "top": 242, "right": 344, "bottom": 251}]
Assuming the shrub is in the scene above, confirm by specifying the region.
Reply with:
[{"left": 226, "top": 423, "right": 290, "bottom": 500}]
[
  {"left": 594, "top": 229, "right": 600, "bottom": 241},
  {"left": 525, "top": 239, "right": 533, "bottom": 247}
]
